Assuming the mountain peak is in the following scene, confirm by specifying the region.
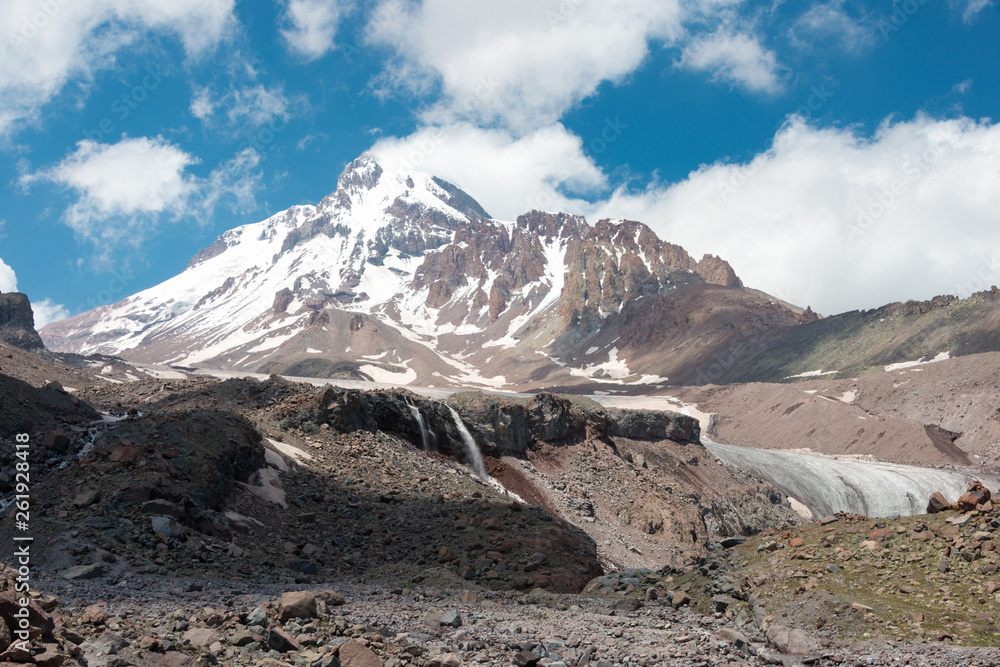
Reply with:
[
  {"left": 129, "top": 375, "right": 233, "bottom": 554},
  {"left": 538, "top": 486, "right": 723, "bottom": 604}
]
[{"left": 336, "top": 153, "right": 384, "bottom": 195}]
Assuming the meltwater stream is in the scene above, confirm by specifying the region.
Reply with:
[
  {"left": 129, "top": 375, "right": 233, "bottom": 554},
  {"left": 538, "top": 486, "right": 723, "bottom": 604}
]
[{"left": 704, "top": 438, "right": 999, "bottom": 518}]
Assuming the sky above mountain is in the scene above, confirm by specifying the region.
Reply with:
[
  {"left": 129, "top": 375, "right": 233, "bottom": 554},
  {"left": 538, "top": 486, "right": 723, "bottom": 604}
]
[{"left": 1, "top": 0, "right": 999, "bottom": 324}]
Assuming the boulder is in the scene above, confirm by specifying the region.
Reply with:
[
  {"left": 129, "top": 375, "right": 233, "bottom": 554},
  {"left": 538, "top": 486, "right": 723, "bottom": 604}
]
[
  {"left": 927, "top": 492, "right": 950, "bottom": 514},
  {"left": 956, "top": 481, "right": 991, "bottom": 512},
  {"left": 60, "top": 564, "right": 104, "bottom": 580},
  {"left": 41, "top": 430, "right": 71, "bottom": 453},
  {"left": 337, "top": 639, "right": 382, "bottom": 667},
  {"left": 766, "top": 625, "right": 820, "bottom": 655},
  {"left": 278, "top": 590, "right": 317, "bottom": 621}
]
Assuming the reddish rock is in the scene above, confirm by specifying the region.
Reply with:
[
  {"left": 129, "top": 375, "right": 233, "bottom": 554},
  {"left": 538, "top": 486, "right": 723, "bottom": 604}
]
[
  {"left": 109, "top": 445, "right": 138, "bottom": 463},
  {"left": 80, "top": 603, "right": 108, "bottom": 625},
  {"left": 278, "top": 590, "right": 316, "bottom": 621},
  {"left": 338, "top": 639, "right": 382, "bottom": 667},
  {"left": 788, "top": 537, "right": 805, "bottom": 548},
  {"left": 956, "top": 481, "right": 991, "bottom": 512}
]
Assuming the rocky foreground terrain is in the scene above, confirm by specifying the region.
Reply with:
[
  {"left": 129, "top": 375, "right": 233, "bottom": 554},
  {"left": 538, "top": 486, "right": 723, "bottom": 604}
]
[{"left": 2, "top": 300, "right": 1000, "bottom": 664}]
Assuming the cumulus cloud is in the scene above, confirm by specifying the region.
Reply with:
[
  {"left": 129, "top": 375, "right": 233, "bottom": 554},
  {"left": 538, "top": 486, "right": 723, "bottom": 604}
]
[
  {"left": 281, "top": 0, "right": 347, "bottom": 60},
  {"left": 791, "top": 1, "right": 875, "bottom": 54},
  {"left": 0, "top": 257, "right": 17, "bottom": 292},
  {"left": 32, "top": 298, "right": 70, "bottom": 327},
  {"left": 679, "top": 29, "right": 783, "bottom": 93},
  {"left": 0, "top": 0, "right": 235, "bottom": 137},
  {"left": 369, "top": 114, "right": 1000, "bottom": 315},
  {"left": 22, "top": 136, "right": 262, "bottom": 254},
  {"left": 192, "top": 83, "right": 306, "bottom": 132},
  {"left": 370, "top": 122, "right": 606, "bottom": 219},
  {"left": 365, "top": 0, "right": 687, "bottom": 132},
  {"left": 589, "top": 115, "right": 1000, "bottom": 315}
]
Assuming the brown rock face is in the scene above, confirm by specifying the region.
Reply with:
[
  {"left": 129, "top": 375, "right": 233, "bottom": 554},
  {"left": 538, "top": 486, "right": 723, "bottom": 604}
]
[
  {"left": 272, "top": 288, "right": 294, "bottom": 314},
  {"left": 696, "top": 254, "right": 744, "bottom": 288}
]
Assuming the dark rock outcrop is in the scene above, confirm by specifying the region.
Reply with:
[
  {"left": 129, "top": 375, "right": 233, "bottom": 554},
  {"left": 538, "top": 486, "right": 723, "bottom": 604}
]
[{"left": 0, "top": 292, "right": 45, "bottom": 351}]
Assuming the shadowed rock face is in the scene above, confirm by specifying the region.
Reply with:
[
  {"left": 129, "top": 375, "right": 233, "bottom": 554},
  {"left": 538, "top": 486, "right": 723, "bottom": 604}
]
[
  {"left": 0, "top": 292, "right": 45, "bottom": 351},
  {"left": 312, "top": 387, "right": 700, "bottom": 462}
]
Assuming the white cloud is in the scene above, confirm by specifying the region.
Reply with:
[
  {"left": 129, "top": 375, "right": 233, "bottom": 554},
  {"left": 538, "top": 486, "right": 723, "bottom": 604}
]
[
  {"left": 22, "top": 136, "right": 262, "bottom": 253},
  {"left": 281, "top": 0, "right": 347, "bottom": 60},
  {"left": 372, "top": 114, "right": 1000, "bottom": 316},
  {"left": 192, "top": 83, "right": 305, "bottom": 131},
  {"left": 791, "top": 1, "right": 875, "bottom": 54},
  {"left": 190, "top": 86, "right": 215, "bottom": 120},
  {"left": 32, "top": 298, "right": 69, "bottom": 327},
  {"left": 370, "top": 122, "right": 606, "bottom": 219},
  {"left": 952, "top": 0, "right": 993, "bottom": 23},
  {"left": 25, "top": 136, "right": 198, "bottom": 243},
  {"left": 0, "top": 0, "right": 235, "bottom": 137},
  {"left": 227, "top": 85, "right": 301, "bottom": 127},
  {"left": 589, "top": 115, "right": 1000, "bottom": 315},
  {"left": 679, "top": 29, "right": 783, "bottom": 93},
  {"left": 0, "top": 257, "right": 17, "bottom": 292},
  {"left": 366, "top": 0, "right": 688, "bottom": 132}
]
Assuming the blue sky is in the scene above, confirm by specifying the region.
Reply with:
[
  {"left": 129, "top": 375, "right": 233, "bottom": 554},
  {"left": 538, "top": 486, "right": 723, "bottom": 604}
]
[{"left": 1, "top": 0, "right": 999, "bottom": 325}]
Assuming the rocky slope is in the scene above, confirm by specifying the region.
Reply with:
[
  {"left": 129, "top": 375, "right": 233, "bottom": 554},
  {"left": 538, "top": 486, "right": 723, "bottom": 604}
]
[
  {"left": 40, "top": 154, "right": 811, "bottom": 391},
  {"left": 700, "top": 289, "right": 1000, "bottom": 385}
]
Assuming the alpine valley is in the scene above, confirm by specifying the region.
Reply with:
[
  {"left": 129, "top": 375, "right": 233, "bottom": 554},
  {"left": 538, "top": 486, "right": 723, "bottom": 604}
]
[{"left": 3, "top": 153, "right": 1000, "bottom": 665}]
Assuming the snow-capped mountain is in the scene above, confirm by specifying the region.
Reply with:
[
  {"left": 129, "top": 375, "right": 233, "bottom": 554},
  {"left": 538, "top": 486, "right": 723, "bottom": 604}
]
[{"left": 41, "top": 154, "right": 809, "bottom": 389}]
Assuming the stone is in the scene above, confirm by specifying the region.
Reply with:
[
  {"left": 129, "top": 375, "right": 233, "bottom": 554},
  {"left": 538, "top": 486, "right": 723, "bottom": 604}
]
[
  {"left": 980, "top": 500, "right": 994, "bottom": 513},
  {"left": 939, "top": 558, "right": 950, "bottom": 573},
  {"left": 720, "top": 536, "right": 745, "bottom": 549},
  {"left": 141, "top": 499, "right": 184, "bottom": 519},
  {"left": 61, "top": 564, "right": 104, "bottom": 580},
  {"left": 438, "top": 546, "right": 457, "bottom": 563},
  {"left": 42, "top": 430, "right": 71, "bottom": 453},
  {"left": 278, "top": 590, "right": 317, "bottom": 621},
  {"left": 313, "top": 589, "right": 346, "bottom": 606},
  {"left": 614, "top": 598, "right": 642, "bottom": 612},
  {"left": 766, "top": 625, "right": 820, "bottom": 655},
  {"left": 72, "top": 489, "right": 100, "bottom": 508},
  {"left": 139, "top": 651, "right": 200, "bottom": 667},
  {"left": 0, "top": 616, "right": 10, "bottom": 653},
  {"left": 671, "top": 592, "right": 691, "bottom": 609},
  {"left": 80, "top": 603, "right": 108, "bottom": 625},
  {"left": 151, "top": 516, "right": 181, "bottom": 539},
  {"left": 788, "top": 537, "right": 804, "bottom": 548},
  {"left": 230, "top": 628, "right": 254, "bottom": 646},
  {"left": 440, "top": 610, "right": 462, "bottom": 628},
  {"left": 338, "top": 639, "right": 382, "bottom": 667},
  {"left": 246, "top": 607, "right": 267, "bottom": 627},
  {"left": 927, "top": 492, "right": 950, "bottom": 513},
  {"left": 284, "top": 558, "right": 318, "bottom": 575},
  {"left": 482, "top": 517, "right": 501, "bottom": 530},
  {"left": 182, "top": 627, "right": 221, "bottom": 650},
  {"left": 109, "top": 445, "right": 138, "bottom": 463},
  {"left": 514, "top": 650, "right": 542, "bottom": 667},
  {"left": 267, "top": 628, "right": 300, "bottom": 652},
  {"left": 956, "top": 482, "right": 991, "bottom": 512}
]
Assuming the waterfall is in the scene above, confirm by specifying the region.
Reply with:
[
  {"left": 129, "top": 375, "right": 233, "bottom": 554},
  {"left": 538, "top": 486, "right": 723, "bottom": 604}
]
[
  {"left": 405, "top": 399, "right": 432, "bottom": 452},
  {"left": 446, "top": 405, "right": 488, "bottom": 481}
]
